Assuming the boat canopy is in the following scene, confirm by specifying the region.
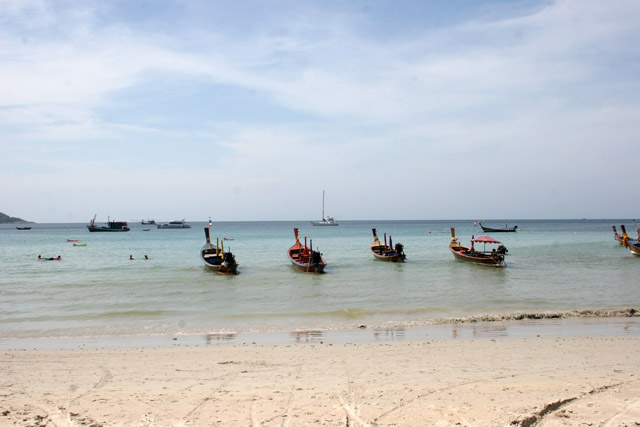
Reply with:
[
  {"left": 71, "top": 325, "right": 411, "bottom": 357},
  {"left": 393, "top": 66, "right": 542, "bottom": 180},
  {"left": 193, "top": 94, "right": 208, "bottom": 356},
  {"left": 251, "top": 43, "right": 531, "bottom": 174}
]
[{"left": 472, "top": 235, "right": 501, "bottom": 244}]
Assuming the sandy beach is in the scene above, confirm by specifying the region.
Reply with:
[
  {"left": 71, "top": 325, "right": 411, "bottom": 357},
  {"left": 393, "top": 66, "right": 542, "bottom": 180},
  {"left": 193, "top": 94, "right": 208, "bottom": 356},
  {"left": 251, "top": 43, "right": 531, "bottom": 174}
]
[{"left": 2, "top": 335, "right": 640, "bottom": 426}]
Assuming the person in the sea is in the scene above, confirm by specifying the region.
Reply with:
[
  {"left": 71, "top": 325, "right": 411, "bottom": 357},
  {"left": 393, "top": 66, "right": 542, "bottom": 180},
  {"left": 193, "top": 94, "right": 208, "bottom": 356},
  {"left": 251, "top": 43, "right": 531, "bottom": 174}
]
[
  {"left": 129, "top": 255, "right": 134, "bottom": 260},
  {"left": 144, "top": 255, "right": 149, "bottom": 260},
  {"left": 38, "top": 255, "right": 41, "bottom": 260}
]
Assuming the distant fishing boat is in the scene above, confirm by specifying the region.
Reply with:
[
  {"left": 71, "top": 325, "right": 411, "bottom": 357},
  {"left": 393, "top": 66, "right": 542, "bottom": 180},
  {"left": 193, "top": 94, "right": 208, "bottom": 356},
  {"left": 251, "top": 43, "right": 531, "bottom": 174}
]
[
  {"left": 141, "top": 219, "right": 156, "bottom": 225},
  {"left": 479, "top": 223, "right": 518, "bottom": 232},
  {"left": 87, "top": 215, "right": 129, "bottom": 232},
  {"left": 311, "top": 190, "right": 338, "bottom": 226},
  {"left": 38, "top": 255, "right": 61, "bottom": 261},
  {"left": 370, "top": 228, "right": 406, "bottom": 262},
  {"left": 200, "top": 227, "right": 239, "bottom": 275},
  {"left": 16, "top": 226, "right": 32, "bottom": 230},
  {"left": 288, "top": 228, "right": 326, "bottom": 273},
  {"left": 73, "top": 243, "right": 87, "bottom": 247},
  {"left": 157, "top": 219, "right": 191, "bottom": 229},
  {"left": 449, "top": 228, "right": 508, "bottom": 267}
]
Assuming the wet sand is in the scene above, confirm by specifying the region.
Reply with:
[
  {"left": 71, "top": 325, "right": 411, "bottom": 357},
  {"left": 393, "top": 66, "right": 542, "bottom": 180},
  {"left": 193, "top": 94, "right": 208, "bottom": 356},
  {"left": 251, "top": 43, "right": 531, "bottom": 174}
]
[
  {"left": 2, "top": 308, "right": 639, "bottom": 350},
  {"left": 2, "top": 333, "right": 640, "bottom": 426}
]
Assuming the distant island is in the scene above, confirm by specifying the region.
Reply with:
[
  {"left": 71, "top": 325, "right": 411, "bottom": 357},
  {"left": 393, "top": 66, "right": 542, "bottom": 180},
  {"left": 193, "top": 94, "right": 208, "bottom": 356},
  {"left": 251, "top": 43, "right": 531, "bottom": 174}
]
[{"left": 0, "top": 212, "right": 32, "bottom": 224}]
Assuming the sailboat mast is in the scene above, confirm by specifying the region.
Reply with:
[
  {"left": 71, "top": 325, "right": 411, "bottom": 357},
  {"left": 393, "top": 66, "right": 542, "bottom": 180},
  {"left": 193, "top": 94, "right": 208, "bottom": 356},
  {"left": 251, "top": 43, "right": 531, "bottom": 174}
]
[{"left": 322, "top": 190, "right": 325, "bottom": 219}]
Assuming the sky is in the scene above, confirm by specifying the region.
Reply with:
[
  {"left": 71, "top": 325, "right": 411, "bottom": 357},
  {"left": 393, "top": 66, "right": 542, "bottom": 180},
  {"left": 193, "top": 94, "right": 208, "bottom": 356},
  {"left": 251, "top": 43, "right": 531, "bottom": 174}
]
[{"left": 1, "top": 0, "right": 639, "bottom": 223}]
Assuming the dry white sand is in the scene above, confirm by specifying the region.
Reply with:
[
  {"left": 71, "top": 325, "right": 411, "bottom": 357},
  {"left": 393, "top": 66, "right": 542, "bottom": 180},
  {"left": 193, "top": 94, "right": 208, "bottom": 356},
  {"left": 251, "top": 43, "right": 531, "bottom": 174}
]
[{"left": 2, "top": 336, "right": 640, "bottom": 426}]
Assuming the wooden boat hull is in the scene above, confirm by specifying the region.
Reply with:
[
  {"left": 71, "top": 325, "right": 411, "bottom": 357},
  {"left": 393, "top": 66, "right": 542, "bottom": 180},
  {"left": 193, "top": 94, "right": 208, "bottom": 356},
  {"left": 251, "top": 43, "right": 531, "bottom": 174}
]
[
  {"left": 201, "top": 243, "right": 239, "bottom": 274},
  {"left": 370, "top": 243, "right": 405, "bottom": 262},
  {"left": 288, "top": 243, "right": 326, "bottom": 273},
  {"left": 623, "top": 237, "right": 640, "bottom": 256},
  {"left": 16, "top": 227, "right": 32, "bottom": 230},
  {"left": 450, "top": 242, "right": 506, "bottom": 267},
  {"left": 449, "top": 228, "right": 506, "bottom": 267},
  {"left": 612, "top": 226, "right": 623, "bottom": 245},
  {"left": 480, "top": 225, "right": 517, "bottom": 232},
  {"left": 369, "top": 229, "right": 405, "bottom": 262}
]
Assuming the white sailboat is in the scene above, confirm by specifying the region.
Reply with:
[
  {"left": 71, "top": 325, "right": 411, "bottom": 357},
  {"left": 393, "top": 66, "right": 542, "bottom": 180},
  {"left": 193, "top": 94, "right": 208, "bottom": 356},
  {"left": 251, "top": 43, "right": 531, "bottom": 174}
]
[{"left": 311, "top": 190, "right": 339, "bottom": 226}]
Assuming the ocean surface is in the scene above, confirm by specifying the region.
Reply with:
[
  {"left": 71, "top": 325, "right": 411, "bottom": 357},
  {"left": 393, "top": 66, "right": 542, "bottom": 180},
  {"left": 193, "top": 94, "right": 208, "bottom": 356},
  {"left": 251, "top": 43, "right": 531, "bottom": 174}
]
[{"left": 1, "top": 219, "right": 639, "bottom": 348}]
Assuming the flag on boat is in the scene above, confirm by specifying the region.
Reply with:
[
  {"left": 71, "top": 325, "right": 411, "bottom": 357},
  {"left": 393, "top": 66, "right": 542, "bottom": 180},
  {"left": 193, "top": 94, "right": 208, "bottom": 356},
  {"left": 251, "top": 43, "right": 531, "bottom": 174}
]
[
  {"left": 473, "top": 221, "right": 478, "bottom": 227},
  {"left": 209, "top": 217, "right": 213, "bottom": 227}
]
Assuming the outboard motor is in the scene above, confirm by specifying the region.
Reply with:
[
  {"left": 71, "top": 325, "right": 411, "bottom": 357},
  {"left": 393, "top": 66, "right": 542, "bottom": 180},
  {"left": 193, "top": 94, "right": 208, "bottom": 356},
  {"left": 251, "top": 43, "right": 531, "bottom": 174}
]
[
  {"left": 223, "top": 251, "right": 235, "bottom": 264},
  {"left": 394, "top": 243, "right": 406, "bottom": 261},
  {"left": 310, "top": 250, "right": 323, "bottom": 267},
  {"left": 223, "top": 251, "right": 238, "bottom": 274}
]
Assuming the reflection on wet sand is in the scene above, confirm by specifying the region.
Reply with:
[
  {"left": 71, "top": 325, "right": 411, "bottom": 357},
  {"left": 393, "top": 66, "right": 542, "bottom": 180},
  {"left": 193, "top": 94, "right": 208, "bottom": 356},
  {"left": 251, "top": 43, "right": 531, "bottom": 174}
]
[
  {"left": 373, "top": 328, "right": 406, "bottom": 341},
  {"left": 291, "top": 330, "right": 324, "bottom": 343},
  {"left": 204, "top": 332, "right": 237, "bottom": 345},
  {"left": 471, "top": 324, "right": 508, "bottom": 338}
]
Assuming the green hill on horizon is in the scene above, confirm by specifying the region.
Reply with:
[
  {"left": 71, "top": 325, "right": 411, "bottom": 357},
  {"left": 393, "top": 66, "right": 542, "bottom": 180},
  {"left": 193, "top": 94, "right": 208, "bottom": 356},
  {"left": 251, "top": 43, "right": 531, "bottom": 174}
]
[{"left": 0, "top": 212, "right": 32, "bottom": 224}]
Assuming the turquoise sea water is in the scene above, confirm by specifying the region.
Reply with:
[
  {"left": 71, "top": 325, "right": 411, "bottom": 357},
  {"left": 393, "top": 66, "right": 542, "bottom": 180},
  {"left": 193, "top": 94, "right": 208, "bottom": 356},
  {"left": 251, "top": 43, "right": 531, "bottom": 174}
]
[{"left": 1, "top": 219, "right": 639, "bottom": 346}]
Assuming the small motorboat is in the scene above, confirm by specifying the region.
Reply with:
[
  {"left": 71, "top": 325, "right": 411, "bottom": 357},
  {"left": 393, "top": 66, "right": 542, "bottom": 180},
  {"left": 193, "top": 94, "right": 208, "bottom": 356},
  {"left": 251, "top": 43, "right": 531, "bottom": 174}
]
[
  {"left": 16, "top": 226, "right": 32, "bottom": 230},
  {"left": 67, "top": 239, "right": 79, "bottom": 242},
  {"left": 449, "top": 228, "right": 508, "bottom": 267},
  {"left": 287, "top": 228, "right": 326, "bottom": 273},
  {"left": 370, "top": 228, "right": 406, "bottom": 262},
  {"left": 200, "top": 227, "right": 239, "bottom": 275},
  {"left": 38, "top": 255, "right": 61, "bottom": 261},
  {"left": 73, "top": 243, "right": 87, "bottom": 247}
]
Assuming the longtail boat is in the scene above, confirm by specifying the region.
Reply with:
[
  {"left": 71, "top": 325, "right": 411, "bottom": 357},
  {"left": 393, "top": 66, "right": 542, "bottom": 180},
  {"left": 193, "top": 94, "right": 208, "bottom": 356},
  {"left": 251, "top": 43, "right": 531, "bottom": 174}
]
[
  {"left": 623, "top": 236, "right": 640, "bottom": 256},
  {"left": 480, "top": 223, "right": 518, "bottom": 232},
  {"left": 620, "top": 225, "right": 640, "bottom": 257},
  {"left": 449, "top": 228, "right": 508, "bottom": 267},
  {"left": 201, "top": 227, "right": 239, "bottom": 275},
  {"left": 370, "top": 228, "right": 406, "bottom": 262},
  {"left": 287, "top": 228, "right": 326, "bottom": 273},
  {"left": 612, "top": 225, "right": 624, "bottom": 245}
]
